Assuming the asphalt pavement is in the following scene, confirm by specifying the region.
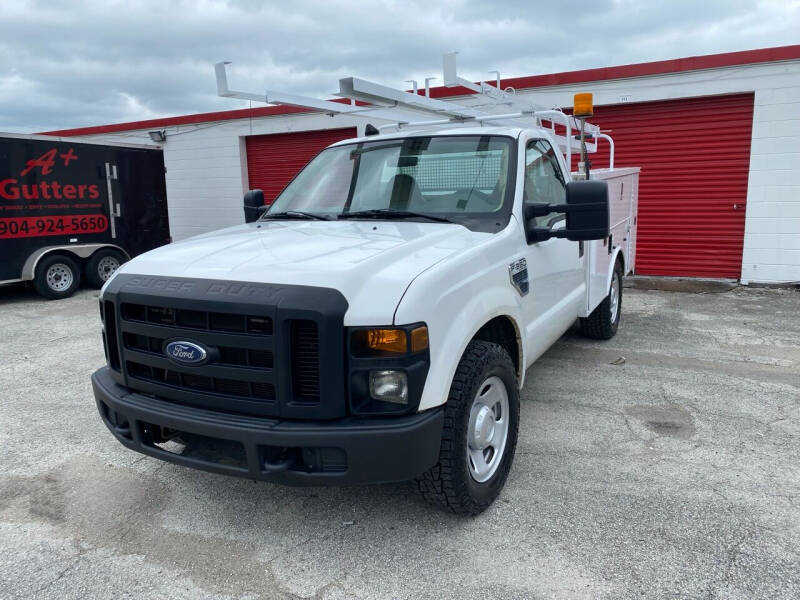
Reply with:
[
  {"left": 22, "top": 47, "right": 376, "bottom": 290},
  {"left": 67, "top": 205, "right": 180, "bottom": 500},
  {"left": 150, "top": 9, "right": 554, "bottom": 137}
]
[{"left": 0, "top": 282, "right": 798, "bottom": 599}]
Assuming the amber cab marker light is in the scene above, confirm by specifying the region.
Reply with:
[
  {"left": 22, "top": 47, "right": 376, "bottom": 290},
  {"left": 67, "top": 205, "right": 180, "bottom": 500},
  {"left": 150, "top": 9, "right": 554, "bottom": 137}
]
[
  {"left": 410, "top": 326, "right": 429, "bottom": 353},
  {"left": 573, "top": 93, "right": 593, "bottom": 118}
]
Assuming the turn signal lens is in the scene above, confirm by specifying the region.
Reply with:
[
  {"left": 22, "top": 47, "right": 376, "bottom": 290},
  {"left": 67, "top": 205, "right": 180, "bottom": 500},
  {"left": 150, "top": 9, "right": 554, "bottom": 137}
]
[
  {"left": 573, "top": 92, "right": 594, "bottom": 118},
  {"left": 352, "top": 328, "right": 407, "bottom": 355},
  {"left": 351, "top": 325, "right": 428, "bottom": 357},
  {"left": 368, "top": 329, "right": 406, "bottom": 352},
  {"left": 410, "top": 326, "right": 429, "bottom": 352}
]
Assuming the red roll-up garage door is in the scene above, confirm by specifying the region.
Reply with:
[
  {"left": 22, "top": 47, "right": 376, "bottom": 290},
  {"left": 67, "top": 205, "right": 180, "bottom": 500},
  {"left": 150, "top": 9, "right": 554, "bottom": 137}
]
[
  {"left": 581, "top": 93, "right": 754, "bottom": 278},
  {"left": 246, "top": 127, "right": 357, "bottom": 204}
]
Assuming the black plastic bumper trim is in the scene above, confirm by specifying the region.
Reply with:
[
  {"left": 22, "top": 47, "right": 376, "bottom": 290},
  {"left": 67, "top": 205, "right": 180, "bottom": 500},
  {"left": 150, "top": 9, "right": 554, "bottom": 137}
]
[{"left": 92, "top": 367, "right": 443, "bottom": 486}]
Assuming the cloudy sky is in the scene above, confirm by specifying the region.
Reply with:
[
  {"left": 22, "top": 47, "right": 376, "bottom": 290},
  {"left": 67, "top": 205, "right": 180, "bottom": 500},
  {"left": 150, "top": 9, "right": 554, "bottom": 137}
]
[{"left": 1, "top": 0, "right": 798, "bottom": 133}]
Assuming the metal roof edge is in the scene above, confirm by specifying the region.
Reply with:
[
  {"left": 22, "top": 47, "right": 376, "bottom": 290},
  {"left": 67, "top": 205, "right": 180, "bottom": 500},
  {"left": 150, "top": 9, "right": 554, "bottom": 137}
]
[{"left": 41, "top": 44, "right": 800, "bottom": 137}]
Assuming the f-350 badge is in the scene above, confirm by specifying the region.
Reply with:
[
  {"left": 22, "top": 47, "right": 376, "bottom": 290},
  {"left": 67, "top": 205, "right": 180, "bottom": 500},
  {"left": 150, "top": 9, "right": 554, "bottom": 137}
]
[{"left": 508, "top": 258, "right": 529, "bottom": 296}]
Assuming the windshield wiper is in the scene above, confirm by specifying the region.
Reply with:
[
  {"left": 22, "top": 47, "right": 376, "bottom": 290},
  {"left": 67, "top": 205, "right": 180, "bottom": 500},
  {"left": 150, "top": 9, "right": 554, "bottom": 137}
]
[
  {"left": 262, "top": 210, "right": 331, "bottom": 221},
  {"left": 337, "top": 209, "right": 454, "bottom": 224}
]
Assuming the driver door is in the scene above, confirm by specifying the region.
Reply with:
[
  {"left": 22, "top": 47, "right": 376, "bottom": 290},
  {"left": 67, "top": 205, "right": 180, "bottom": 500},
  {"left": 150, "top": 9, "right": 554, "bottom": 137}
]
[{"left": 520, "top": 139, "right": 586, "bottom": 360}]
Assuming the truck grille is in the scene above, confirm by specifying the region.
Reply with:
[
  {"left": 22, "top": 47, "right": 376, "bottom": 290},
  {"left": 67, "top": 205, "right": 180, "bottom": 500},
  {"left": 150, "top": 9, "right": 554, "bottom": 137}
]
[
  {"left": 122, "top": 332, "right": 273, "bottom": 369},
  {"left": 115, "top": 303, "right": 279, "bottom": 415},
  {"left": 100, "top": 275, "right": 347, "bottom": 420},
  {"left": 121, "top": 303, "right": 273, "bottom": 335},
  {"left": 290, "top": 320, "right": 320, "bottom": 402},
  {"left": 125, "top": 360, "right": 275, "bottom": 400}
]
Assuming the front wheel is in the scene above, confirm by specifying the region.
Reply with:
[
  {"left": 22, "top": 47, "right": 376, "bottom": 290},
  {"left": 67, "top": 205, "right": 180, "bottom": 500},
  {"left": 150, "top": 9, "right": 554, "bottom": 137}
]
[
  {"left": 580, "top": 260, "right": 623, "bottom": 340},
  {"left": 416, "top": 340, "right": 520, "bottom": 515}
]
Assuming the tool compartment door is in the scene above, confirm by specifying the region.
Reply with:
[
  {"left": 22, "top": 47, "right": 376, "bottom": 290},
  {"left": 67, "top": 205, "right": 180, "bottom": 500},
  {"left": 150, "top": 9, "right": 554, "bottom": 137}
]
[{"left": 584, "top": 167, "right": 640, "bottom": 313}]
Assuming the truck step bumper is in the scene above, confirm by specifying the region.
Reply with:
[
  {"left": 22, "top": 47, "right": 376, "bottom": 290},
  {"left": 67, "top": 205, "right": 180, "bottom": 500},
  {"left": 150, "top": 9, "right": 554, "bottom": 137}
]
[{"left": 92, "top": 367, "right": 443, "bottom": 486}]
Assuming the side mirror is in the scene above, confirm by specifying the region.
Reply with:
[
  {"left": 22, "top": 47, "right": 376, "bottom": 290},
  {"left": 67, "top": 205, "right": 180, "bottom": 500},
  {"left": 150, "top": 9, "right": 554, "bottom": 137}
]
[
  {"left": 243, "top": 189, "right": 267, "bottom": 223},
  {"left": 564, "top": 180, "right": 610, "bottom": 241},
  {"left": 524, "top": 180, "right": 609, "bottom": 243}
]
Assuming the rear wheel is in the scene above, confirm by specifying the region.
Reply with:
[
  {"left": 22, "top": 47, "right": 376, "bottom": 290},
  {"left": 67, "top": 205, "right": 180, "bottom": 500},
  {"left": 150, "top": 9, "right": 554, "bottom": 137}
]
[
  {"left": 580, "top": 260, "right": 623, "bottom": 340},
  {"left": 416, "top": 340, "right": 519, "bottom": 515},
  {"left": 32, "top": 254, "right": 81, "bottom": 300},
  {"left": 85, "top": 248, "right": 125, "bottom": 289}
]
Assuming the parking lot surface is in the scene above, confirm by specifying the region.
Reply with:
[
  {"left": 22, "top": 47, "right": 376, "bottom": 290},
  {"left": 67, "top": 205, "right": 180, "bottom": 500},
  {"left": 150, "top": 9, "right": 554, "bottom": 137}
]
[{"left": 1, "top": 283, "right": 798, "bottom": 599}]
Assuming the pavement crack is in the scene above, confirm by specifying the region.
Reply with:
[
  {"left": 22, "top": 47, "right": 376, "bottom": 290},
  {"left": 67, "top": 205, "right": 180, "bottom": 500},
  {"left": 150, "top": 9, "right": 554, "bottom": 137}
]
[
  {"left": 623, "top": 414, "right": 644, "bottom": 442},
  {"left": 30, "top": 540, "right": 87, "bottom": 596}
]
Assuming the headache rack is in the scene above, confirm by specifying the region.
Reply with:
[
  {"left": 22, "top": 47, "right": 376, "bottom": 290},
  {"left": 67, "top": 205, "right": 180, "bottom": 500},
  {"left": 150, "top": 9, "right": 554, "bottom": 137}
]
[{"left": 215, "top": 53, "right": 616, "bottom": 172}]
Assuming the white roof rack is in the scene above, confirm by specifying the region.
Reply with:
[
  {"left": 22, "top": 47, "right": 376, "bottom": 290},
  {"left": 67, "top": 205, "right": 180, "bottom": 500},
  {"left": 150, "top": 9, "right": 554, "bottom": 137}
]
[{"left": 215, "top": 54, "right": 609, "bottom": 167}]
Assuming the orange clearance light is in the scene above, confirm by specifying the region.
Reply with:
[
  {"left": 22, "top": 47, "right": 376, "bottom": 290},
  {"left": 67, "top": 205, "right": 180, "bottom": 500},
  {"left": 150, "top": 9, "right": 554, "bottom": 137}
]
[
  {"left": 573, "top": 93, "right": 594, "bottom": 118},
  {"left": 410, "top": 326, "right": 429, "bottom": 353},
  {"left": 361, "top": 328, "right": 407, "bottom": 354}
]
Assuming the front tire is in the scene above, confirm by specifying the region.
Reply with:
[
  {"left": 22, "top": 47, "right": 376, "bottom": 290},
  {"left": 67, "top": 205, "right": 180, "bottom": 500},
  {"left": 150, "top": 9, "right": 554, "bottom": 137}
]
[
  {"left": 32, "top": 254, "right": 81, "bottom": 300},
  {"left": 416, "top": 340, "right": 520, "bottom": 515},
  {"left": 580, "top": 260, "right": 623, "bottom": 340}
]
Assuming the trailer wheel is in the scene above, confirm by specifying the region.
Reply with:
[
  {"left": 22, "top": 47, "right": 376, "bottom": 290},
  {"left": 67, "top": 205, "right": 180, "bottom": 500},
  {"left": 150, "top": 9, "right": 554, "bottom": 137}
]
[
  {"left": 416, "top": 340, "right": 519, "bottom": 516},
  {"left": 85, "top": 249, "right": 125, "bottom": 289},
  {"left": 580, "top": 260, "right": 623, "bottom": 340},
  {"left": 33, "top": 254, "right": 81, "bottom": 300}
]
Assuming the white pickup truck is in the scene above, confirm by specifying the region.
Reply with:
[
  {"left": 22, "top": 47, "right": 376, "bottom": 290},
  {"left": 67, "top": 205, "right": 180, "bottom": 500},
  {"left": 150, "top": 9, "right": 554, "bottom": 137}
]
[
  {"left": 93, "top": 63, "right": 639, "bottom": 514},
  {"left": 93, "top": 124, "right": 639, "bottom": 514}
]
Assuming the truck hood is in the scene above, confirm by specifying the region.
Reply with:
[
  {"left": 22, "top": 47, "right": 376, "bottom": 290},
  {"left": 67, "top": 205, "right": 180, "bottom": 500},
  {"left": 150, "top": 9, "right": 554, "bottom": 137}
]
[{"left": 113, "top": 220, "right": 489, "bottom": 324}]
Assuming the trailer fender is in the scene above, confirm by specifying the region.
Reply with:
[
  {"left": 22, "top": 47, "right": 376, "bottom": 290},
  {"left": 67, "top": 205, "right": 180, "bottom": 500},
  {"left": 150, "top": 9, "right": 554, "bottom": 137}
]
[{"left": 22, "top": 244, "right": 130, "bottom": 281}]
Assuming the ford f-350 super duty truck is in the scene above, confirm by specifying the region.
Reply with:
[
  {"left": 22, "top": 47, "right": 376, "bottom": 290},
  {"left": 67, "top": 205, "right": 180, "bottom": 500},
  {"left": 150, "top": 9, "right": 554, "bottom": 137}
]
[{"left": 92, "top": 59, "right": 639, "bottom": 514}]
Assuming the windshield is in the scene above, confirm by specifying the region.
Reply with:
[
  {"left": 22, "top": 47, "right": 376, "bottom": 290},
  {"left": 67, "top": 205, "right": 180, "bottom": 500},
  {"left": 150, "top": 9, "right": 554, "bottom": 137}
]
[{"left": 266, "top": 135, "right": 516, "bottom": 232}]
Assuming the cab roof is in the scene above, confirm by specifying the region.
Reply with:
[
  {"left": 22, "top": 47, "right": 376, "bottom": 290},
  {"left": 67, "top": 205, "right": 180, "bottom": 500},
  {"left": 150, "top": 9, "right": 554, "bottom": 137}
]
[{"left": 327, "top": 125, "right": 530, "bottom": 147}]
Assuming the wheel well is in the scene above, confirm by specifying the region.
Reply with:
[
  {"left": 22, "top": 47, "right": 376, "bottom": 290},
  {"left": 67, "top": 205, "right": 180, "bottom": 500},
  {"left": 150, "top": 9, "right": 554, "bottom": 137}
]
[
  {"left": 23, "top": 244, "right": 129, "bottom": 280},
  {"left": 472, "top": 316, "right": 521, "bottom": 378},
  {"left": 40, "top": 250, "right": 84, "bottom": 265},
  {"left": 87, "top": 246, "right": 127, "bottom": 259},
  {"left": 31, "top": 249, "right": 86, "bottom": 276},
  {"left": 615, "top": 250, "right": 625, "bottom": 274}
]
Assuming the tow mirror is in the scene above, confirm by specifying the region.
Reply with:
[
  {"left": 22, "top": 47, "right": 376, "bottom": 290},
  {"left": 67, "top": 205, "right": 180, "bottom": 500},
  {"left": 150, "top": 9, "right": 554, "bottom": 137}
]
[
  {"left": 563, "top": 180, "right": 610, "bottom": 241},
  {"left": 524, "top": 180, "right": 609, "bottom": 243},
  {"left": 243, "top": 189, "right": 267, "bottom": 223}
]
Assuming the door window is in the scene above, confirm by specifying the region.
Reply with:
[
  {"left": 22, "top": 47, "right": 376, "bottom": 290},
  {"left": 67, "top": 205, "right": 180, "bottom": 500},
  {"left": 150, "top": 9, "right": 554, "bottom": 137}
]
[{"left": 523, "top": 140, "right": 567, "bottom": 229}]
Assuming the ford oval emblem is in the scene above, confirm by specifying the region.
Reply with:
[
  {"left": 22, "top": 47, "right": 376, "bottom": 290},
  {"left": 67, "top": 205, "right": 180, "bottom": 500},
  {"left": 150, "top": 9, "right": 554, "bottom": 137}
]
[{"left": 164, "top": 341, "right": 208, "bottom": 365}]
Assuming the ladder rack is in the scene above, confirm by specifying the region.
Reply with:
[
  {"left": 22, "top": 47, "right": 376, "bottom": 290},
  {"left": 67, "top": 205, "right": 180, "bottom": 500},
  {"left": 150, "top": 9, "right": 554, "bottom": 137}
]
[{"left": 215, "top": 54, "right": 607, "bottom": 167}]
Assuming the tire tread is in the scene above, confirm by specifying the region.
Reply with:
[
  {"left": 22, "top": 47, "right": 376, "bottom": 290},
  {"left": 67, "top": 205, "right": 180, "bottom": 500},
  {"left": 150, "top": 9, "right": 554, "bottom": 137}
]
[{"left": 416, "top": 340, "right": 519, "bottom": 516}]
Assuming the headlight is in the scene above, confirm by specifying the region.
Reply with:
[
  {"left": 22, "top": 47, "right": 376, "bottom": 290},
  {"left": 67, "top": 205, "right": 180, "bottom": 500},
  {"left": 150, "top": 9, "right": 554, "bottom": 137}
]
[
  {"left": 348, "top": 324, "right": 429, "bottom": 415},
  {"left": 369, "top": 370, "right": 408, "bottom": 404}
]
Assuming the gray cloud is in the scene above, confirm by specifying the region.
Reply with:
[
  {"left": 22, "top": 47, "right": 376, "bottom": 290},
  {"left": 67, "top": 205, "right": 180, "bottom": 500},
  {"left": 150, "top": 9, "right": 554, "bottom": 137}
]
[{"left": 1, "top": 0, "right": 798, "bottom": 132}]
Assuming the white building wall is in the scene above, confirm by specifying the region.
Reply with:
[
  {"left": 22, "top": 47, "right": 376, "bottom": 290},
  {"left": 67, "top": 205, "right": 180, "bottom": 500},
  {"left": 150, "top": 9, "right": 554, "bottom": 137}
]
[
  {"left": 75, "top": 59, "right": 800, "bottom": 283},
  {"left": 76, "top": 114, "right": 367, "bottom": 241}
]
